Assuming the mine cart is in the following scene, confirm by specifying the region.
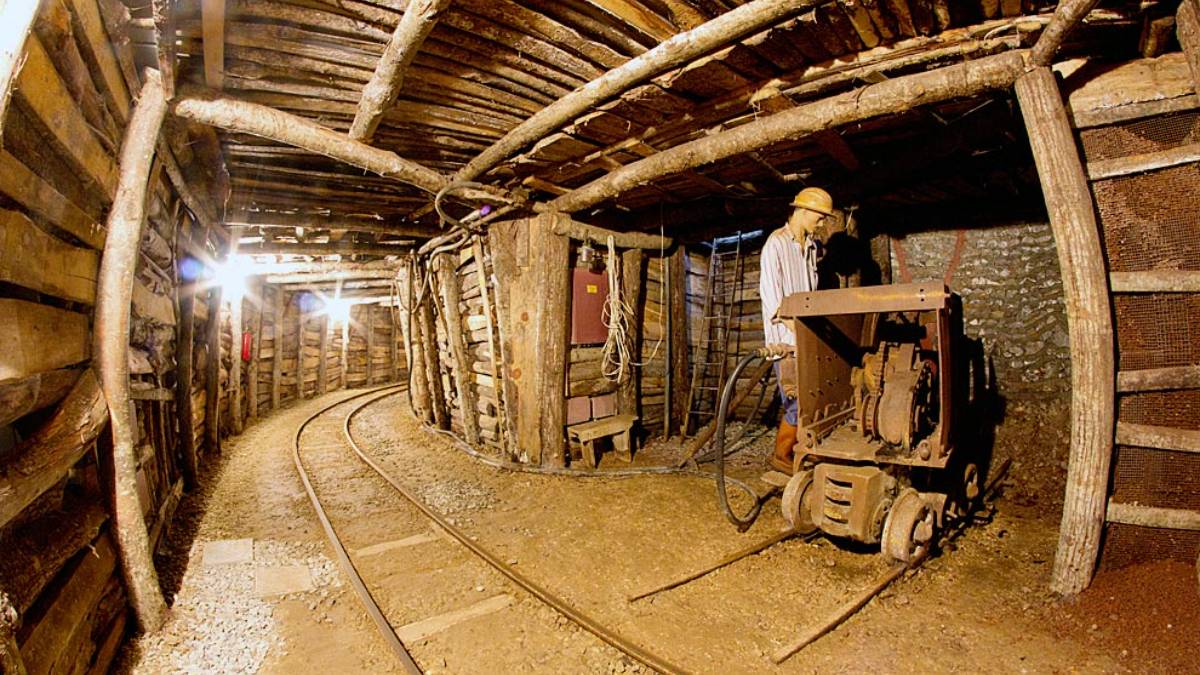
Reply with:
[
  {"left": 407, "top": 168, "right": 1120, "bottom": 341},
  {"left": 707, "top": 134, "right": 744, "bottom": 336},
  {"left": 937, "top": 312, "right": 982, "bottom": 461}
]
[{"left": 774, "top": 283, "right": 977, "bottom": 562}]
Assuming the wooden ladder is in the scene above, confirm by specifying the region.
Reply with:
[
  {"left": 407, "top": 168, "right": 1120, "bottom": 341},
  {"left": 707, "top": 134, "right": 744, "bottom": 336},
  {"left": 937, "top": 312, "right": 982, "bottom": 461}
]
[{"left": 682, "top": 235, "right": 746, "bottom": 436}]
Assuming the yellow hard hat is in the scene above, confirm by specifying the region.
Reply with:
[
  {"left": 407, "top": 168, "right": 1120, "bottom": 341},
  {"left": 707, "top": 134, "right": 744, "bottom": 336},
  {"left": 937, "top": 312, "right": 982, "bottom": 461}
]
[{"left": 790, "top": 187, "right": 834, "bottom": 216}]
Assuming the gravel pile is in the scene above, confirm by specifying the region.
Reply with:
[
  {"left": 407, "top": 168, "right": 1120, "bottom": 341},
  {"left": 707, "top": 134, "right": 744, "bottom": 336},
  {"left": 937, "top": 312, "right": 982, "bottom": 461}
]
[{"left": 116, "top": 540, "right": 340, "bottom": 674}]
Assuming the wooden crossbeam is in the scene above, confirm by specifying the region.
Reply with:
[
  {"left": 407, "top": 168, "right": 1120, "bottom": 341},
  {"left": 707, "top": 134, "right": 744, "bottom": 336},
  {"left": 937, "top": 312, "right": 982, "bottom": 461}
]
[
  {"left": 1107, "top": 500, "right": 1200, "bottom": 530},
  {"left": 1109, "top": 270, "right": 1200, "bottom": 293},
  {"left": 1117, "top": 365, "right": 1200, "bottom": 392},
  {"left": 551, "top": 51, "right": 1026, "bottom": 212},
  {"left": 455, "top": 0, "right": 820, "bottom": 181},
  {"left": 1087, "top": 142, "right": 1200, "bottom": 180},
  {"left": 350, "top": 0, "right": 450, "bottom": 142},
  {"left": 1116, "top": 421, "right": 1200, "bottom": 454}
]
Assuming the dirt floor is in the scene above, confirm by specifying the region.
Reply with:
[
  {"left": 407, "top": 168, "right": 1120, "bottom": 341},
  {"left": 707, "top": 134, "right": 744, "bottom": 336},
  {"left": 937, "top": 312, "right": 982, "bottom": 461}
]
[{"left": 116, "top": 389, "right": 1197, "bottom": 674}]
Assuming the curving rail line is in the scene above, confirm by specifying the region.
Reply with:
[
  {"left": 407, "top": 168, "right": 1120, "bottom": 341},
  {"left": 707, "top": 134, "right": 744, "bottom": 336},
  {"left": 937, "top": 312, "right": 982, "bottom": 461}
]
[{"left": 292, "top": 385, "right": 691, "bottom": 675}]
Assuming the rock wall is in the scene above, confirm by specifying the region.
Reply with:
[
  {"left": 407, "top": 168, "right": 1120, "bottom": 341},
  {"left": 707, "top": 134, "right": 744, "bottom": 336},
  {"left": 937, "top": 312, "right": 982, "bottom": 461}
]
[{"left": 888, "top": 222, "right": 1071, "bottom": 399}]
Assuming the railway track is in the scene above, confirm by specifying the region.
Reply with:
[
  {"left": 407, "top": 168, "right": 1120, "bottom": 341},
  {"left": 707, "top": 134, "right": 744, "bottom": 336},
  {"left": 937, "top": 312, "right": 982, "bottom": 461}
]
[{"left": 292, "top": 385, "right": 689, "bottom": 674}]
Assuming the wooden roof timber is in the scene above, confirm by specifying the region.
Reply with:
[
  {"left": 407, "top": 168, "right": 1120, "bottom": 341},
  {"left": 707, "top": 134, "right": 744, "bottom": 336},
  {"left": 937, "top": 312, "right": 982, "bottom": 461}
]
[
  {"left": 172, "top": 89, "right": 449, "bottom": 194},
  {"left": 549, "top": 50, "right": 1028, "bottom": 212},
  {"left": 455, "top": 0, "right": 822, "bottom": 182},
  {"left": 228, "top": 211, "right": 439, "bottom": 238},
  {"left": 240, "top": 241, "right": 413, "bottom": 256},
  {"left": 200, "top": 0, "right": 224, "bottom": 88}
]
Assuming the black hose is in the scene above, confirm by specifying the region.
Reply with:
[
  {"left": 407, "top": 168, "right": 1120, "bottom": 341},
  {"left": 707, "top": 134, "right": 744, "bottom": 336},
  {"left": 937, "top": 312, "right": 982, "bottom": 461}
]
[{"left": 714, "top": 352, "right": 771, "bottom": 531}]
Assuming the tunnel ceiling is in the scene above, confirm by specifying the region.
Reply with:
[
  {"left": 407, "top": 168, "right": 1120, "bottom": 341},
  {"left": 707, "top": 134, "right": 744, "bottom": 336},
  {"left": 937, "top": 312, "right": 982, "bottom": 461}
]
[{"left": 122, "top": 0, "right": 1155, "bottom": 255}]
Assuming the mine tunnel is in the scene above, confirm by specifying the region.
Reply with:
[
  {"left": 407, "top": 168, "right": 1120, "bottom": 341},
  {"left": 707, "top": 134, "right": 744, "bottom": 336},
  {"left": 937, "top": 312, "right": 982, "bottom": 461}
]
[{"left": 1, "top": 0, "right": 1198, "bottom": 672}]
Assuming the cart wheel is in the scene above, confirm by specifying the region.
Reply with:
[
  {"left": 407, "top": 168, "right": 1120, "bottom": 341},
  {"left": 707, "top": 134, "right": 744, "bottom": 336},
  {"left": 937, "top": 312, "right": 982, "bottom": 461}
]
[
  {"left": 882, "top": 489, "right": 936, "bottom": 563},
  {"left": 781, "top": 470, "right": 816, "bottom": 534}
]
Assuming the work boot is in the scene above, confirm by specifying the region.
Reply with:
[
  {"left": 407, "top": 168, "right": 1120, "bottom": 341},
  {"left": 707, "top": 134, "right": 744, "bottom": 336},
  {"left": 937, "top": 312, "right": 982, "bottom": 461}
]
[{"left": 769, "top": 419, "right": 797, "bottom": 475}]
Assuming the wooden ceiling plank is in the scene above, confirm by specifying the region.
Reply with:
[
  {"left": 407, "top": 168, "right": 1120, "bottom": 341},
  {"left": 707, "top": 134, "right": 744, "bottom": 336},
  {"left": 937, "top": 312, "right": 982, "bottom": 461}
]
[
  {"left": 200, "top": 0, "right": 224, "bottom": 88},
  {"left": 455, "top": 0, "right": 822, "bottom": 182}
]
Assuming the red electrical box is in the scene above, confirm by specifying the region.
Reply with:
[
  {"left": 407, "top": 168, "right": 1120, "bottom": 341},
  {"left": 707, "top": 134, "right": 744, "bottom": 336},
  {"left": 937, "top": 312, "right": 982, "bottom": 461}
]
[
  {"left": 571, "top": 267, "right": 609, "bottom": 345},
  {"left": 241, "top": 331, "right": 253, "bottom": 362}
]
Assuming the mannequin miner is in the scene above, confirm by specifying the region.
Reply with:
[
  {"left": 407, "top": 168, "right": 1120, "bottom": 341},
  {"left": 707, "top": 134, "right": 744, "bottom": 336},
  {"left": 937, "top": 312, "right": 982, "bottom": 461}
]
[{"left": 759, "top": 187, "right": 835, "bottom": 475}]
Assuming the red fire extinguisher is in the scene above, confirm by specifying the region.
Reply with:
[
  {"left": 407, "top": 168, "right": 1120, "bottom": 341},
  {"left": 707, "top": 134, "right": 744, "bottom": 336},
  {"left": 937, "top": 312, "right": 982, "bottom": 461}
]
[{"left": 241, "top": 331, "right": 253, "bottom": 362}]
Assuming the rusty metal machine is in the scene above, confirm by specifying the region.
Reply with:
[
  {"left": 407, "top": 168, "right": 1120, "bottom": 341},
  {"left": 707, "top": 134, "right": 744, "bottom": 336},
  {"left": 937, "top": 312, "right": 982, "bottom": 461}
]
[{"left": 769, "top": 283, "right": 976, "bottom": 562}]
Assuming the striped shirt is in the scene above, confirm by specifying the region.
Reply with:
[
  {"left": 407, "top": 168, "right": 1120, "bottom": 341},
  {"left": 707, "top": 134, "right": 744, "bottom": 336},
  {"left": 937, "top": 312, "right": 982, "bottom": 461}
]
[{"left": 759, "top": 226, "right": 819, "bottom": 347}]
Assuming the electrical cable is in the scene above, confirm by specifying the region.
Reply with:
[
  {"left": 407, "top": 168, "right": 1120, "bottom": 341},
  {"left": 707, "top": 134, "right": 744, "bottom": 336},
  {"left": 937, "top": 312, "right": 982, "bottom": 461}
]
[{"left": 712, "top": 352, "right": 775, "bottom": 531}]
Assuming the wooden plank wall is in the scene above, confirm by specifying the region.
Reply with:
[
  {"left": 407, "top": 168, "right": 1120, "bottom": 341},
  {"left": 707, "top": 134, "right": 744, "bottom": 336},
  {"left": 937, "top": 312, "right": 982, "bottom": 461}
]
[{"left": 0, "top": 1, "right": 188, "bottom": 672}]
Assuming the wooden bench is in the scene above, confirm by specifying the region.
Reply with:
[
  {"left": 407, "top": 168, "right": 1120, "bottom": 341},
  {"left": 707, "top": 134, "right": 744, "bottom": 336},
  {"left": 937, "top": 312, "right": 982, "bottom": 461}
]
[{"left": 567, "top": 414, "right": 637, "bottom": 469}]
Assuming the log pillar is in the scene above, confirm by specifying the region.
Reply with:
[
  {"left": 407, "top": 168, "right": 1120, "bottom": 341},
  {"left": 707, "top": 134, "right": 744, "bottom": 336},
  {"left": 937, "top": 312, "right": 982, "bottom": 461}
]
[
  {"left": 437, "top": 253, "right": 480, "bottom": 444},
  {"left": 227, "top": 227, "right": 244, "bottom": 434},
  {"left": 175, "top": 220, "right": 199, "bottom": 489},
  {"left": 418, "top": 276, "right": 448, "bottom": 427},
  {"left": 297, "top": 306, "right": 309, "bottom": 399},
  {"left": 618, "top": 249, "right": 644, "bottom": 419},
  {"left": 489, "top": 214, "right": 570, "bottom": 466},
  {"left": 92, "top": 68, "right": 168, "bottom": 632},
  {"left": 1015, "top": 67, "right": 1115, "bottom": 595},
  {"left": 247, "top": 277, "right": 263, "bottom": 419},
  {"left": 204, "top": 282, "right": 222, "bottom": 453},
  {"left": 271, "top": 287, "right": 284, "bottom": 409},
  {"left": 667, "top": 246, "right": 689, "bottom": 437},
  {"left": 317, "top": 313, "right": 330, "bottom": 394},
  {"left": 365, "top": 305, "right": 377, "bottom": 385},
  {"left": 1179, "top": 0, "right": 1200, "bottom": 89}
]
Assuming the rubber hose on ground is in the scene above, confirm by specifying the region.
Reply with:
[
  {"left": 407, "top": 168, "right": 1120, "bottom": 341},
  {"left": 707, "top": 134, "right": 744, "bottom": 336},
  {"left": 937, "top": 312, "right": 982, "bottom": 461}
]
[{"left": 715, "top": 352, "right": 768, "bottom": 531}]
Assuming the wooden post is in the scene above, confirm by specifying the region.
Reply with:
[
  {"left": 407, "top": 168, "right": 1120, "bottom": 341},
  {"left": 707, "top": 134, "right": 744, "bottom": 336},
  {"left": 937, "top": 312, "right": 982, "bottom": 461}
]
[
  {"left": 365, "top": 305, "right": 377, "bottom": 386},
  {"left": 1015, "top": 67, "right": 1115, "bottom": 595},
  {"left": 389, "top": 304, "right": 400, "bottom": 384},
  {"left": 227, "top": 226, "right": 244, "bottom": 434},
  {"left": 400, "top": 264, "right": 432, "bottom": 421},
  {"left": 92, "top": 68, "right": 168, "bottom": 632},
  {"left": 1179, "top": 0, "right": 1200, "bottom": 89},
  {"left": 618, "top": 249, "right": 644, "bottom": 420},
  {"left": 297, "top": 304, "right": 309, "bottom": 399},
  {"left": 204, "top": 282, "right": 222, "bottom": 453},
  {"left": 667, "top": 246, "right": 689, "bottom": 438},
  {"left": 339, "top": 316, "right": 350, "bottom": 391},
  {"left": 489, "top": 214, "right": 570, "bottom": 466},
  {"left": 419, "top": 280, "right": 448, "bottom": 428},
  {"left": 247, "top": 277, "right": 263, "bottom": 419},
  {"left": 317, "top": 313, "right": 330, "bottom": 394},
  {"left": 271, "top": 286, "right": 284, "bottom": 409},
  {"left": 437, "top": 253, "right": 480, "bottom": 444},
  {"left": 471, "top": 237, "right": 512, "bottom": 454},
  {"left": 175, "top": 222, "right": 199, "bottom": 489}
]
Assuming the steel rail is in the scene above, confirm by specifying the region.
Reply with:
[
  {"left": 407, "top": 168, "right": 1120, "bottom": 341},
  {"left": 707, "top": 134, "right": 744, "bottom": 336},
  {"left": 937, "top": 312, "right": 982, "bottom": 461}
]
[
  {"left": 291, "top": 385, "right": 420, "bottom": 673},
  {"left": 343, "top": 391, "right": 693, "bottom": 675}
]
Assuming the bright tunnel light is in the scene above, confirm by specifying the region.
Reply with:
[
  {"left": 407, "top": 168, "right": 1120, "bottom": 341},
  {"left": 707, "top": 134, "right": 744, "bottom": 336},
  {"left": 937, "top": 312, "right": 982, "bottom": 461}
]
[
  {"left": 323, "top": 297, "right": 353, "bottom": 324},
  {"left": 212, "top": 254, "right": 252, "bottom": 302}
]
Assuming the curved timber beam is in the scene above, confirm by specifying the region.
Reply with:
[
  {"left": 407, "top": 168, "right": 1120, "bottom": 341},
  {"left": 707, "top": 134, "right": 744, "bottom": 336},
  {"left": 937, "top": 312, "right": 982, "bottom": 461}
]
[
  {"left": 172, "top": 89, "right": 448, "bottom": 194},
  {"left": 1015, "top": 67, "right": 1114, "bottom": 595},
  {"left": 94, "top": 69, "right": 170, "bottom": 632},
  {"left": 454, "top": 0, "right": 821, "bottom": 182},
  {"left": 549, "top": 51, "right": 1028, "bottom": 213},
  {"left": 350, "top": 0, "right": 451, "bottom": 142},
  {"left": 1030, "top": 0, "right": 1101, "bottom": 66}
]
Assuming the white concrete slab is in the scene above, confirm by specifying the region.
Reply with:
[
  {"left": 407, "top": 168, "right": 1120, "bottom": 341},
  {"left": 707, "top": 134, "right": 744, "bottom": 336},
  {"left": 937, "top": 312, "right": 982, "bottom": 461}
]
[
  {"left": 352, "top": 532, "right": 440, "bottom": 558},
  {"left": 202, "top": 539, "right": 254, "bottom": 566},
  {"left": 395, "top": 594, "right": 514, "bottom": 643},
  {"left": 254, "top": 565, "right": 314, "bottom": 597}
]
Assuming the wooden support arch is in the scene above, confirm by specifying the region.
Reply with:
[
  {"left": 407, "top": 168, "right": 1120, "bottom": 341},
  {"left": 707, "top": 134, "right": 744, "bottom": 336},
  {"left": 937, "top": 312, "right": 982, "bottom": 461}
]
[
  {"left": 1030, "top": 0, "right": 1100, "bottom": 67},
  {"left": 93, "top": 68, "right": 169, "bottom": 632},
  {"left": 1015, "top": 67, "right": 1115, "bottom": 596}
]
